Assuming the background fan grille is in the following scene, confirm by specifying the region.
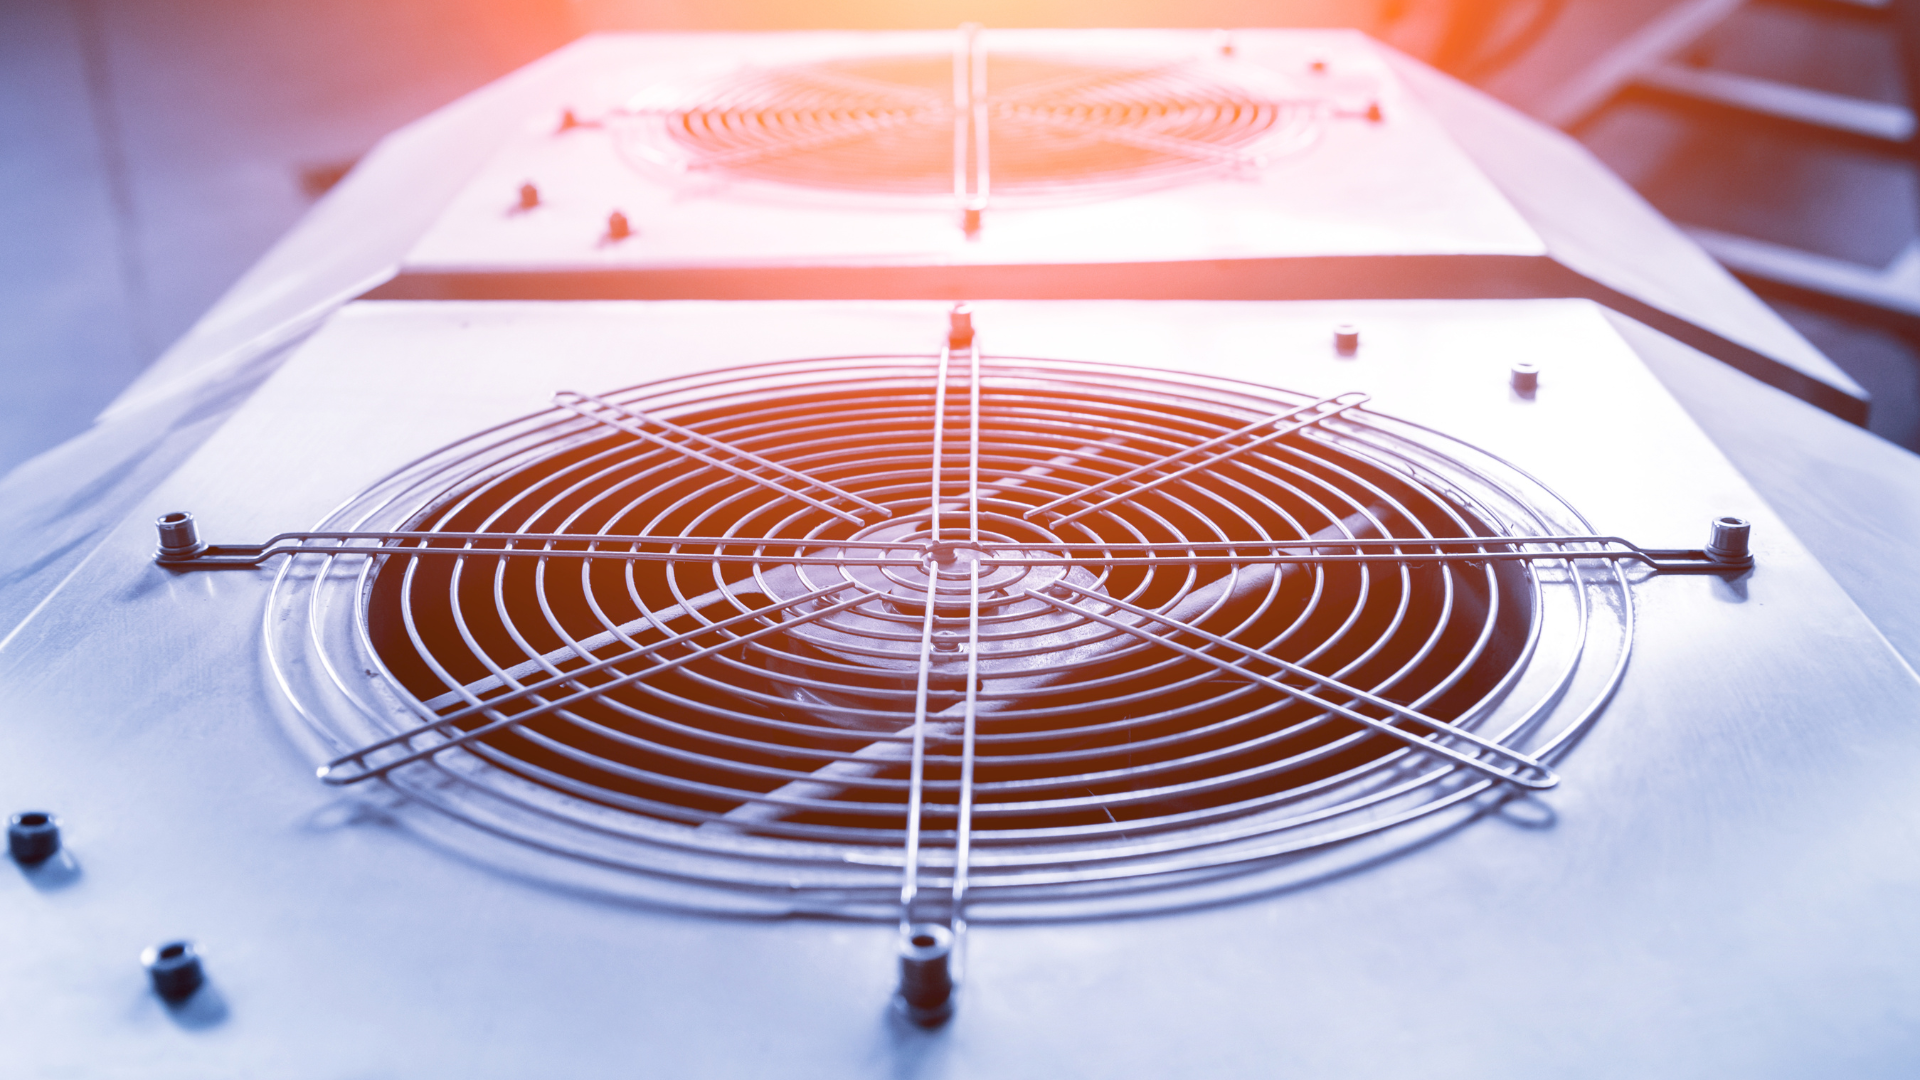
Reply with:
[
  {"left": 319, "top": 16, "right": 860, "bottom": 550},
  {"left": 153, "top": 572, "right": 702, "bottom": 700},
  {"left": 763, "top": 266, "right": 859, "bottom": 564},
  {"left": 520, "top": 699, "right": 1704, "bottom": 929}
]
[{"left": 617, "top": 53, "right": 1321, "bottom": 197}]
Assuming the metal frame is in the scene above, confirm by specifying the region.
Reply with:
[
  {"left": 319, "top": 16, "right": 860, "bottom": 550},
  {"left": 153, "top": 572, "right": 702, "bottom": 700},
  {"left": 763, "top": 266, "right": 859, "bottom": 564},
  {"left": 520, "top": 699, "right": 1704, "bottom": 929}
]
[{"left": 1538, "top": 0, "right": 1920, "bottom": 321}]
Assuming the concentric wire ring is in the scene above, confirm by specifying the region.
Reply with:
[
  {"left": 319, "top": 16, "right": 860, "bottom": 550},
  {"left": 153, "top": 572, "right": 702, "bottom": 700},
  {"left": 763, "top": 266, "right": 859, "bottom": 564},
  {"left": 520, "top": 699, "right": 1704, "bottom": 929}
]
[
  {"left": 266, "top": 356, "right": 1631, "bottom": 917},
  {"left": 612, "top": 52, "right": 1324, "bottom": 202}
]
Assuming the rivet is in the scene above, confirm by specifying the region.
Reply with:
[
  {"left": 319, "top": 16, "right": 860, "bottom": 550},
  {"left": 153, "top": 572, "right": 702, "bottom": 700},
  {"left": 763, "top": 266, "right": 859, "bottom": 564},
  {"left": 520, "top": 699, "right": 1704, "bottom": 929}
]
[
  {"left": 518, "top": 182, "right": 540, "bottom": 210},
  {"left": 1705, "top": 516, "right": 1752, "bottom": 566},
  {"left": 8, "top": 812, "right": 60, "bottom": 865},
  {"left": 142, "top": 941, "right": 206, "bottom": 1003},
  {"left": 1333, "top": 324, "right": 1360, "bottom": 357},
  {"left": 1510, "top": 362, "right": 1539, "bottom": 394},
  {"left": 154, "top": 511, "right": 205, "bottom": 560},
  {"left": 895, "top": 923, "right": 955, "bottom": 1026},
  {"left": 607, "top": 211, "right": 632, "bottom": 242}
]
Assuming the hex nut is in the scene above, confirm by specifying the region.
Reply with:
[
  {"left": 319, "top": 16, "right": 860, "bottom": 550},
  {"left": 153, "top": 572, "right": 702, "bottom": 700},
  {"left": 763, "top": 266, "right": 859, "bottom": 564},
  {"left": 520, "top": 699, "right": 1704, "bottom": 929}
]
[
  {"left": 142, "top": 941, "right": 206, "bottom": 1003},
  {"left": 8, "top": 812, "right": 59, "bottom": 865}
]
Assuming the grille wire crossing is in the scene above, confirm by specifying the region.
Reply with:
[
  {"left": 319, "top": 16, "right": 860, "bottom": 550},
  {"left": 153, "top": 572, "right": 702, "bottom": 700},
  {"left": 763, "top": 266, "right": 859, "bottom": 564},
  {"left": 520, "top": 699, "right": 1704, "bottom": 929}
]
[
  {"left": 612, "top": 24, "right": 1331, "bottom": 231},
  {"left": 155, "top": 308, "right": 1756, "bottom": 1022}
]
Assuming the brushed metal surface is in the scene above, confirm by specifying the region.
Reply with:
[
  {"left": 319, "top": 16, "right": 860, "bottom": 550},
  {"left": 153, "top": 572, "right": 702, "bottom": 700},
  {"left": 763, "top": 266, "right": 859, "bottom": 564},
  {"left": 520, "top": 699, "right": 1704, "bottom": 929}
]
[{"left": 4, "top": 299, "right": 1918, "bottom": 1077}]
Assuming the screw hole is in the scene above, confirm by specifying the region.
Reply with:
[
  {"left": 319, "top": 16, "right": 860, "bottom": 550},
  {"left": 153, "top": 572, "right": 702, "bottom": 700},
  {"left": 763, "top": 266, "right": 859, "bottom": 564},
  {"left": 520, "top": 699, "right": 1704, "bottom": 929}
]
[
  {"left": 1719, "top": 516, "right": 1743, "bottom": 526},
  {"left": 16, "top": 813, "right": 48, "bottom": 827},
  {"left": 159, "top": 943, "right": 187, "bottom": 961},
  {"left": 912, "top": 934, "right": 936, "bottom": 948},
  {"left": 159, "top": 512, "right": 188, "bottom": 524}
]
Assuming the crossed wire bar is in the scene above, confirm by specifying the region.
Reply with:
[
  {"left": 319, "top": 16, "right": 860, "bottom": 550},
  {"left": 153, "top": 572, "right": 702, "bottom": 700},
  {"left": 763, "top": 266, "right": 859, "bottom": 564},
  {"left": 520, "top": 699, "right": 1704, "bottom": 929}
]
[
  {"left": 1023, "top": 582, "right": 1558, "bottom": 790},
  {"left": 900, "top": 325, "right": 986, "bottom": 941},
  {"left": 952, "top": 22, "right": 989, "bottom": 221},
  {"left": 158, "top": 528, "right": 1745, "bottom": 574},
  {"left": 622, "top": 22, "right": 1308, "bottom": 208}
]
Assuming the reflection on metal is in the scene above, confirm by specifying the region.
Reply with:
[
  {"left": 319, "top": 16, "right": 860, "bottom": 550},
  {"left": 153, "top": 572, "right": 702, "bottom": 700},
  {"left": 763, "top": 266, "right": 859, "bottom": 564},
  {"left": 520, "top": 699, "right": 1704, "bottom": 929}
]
[
  {"left": 1636, "top": 60, "right": 1915, "bottom": 142},
  {"left": 1689, "top": 226, "right": 1920, "bottom": 322}
]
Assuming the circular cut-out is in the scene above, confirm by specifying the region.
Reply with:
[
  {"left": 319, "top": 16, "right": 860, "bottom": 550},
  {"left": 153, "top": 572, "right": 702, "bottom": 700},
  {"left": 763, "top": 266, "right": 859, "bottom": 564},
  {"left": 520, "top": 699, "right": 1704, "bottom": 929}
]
[
  {"left": 267, "top": 356, "right": 1630, "bottom": 917},
  {"left": 614, "top": 52, "right": 1323, "bottom": 202}
]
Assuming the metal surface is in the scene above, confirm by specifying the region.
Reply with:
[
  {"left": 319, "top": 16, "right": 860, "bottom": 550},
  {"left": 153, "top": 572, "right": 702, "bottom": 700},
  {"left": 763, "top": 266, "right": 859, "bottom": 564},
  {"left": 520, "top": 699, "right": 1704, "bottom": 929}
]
[
  {"left": 1635, "top": 59, "right": 1915, "bottom": 142},
  {"left": 1383, "top": 47, "right": 1867, "bottom": 421},
  {"left": 1599, "top": 307, "right": 1920, "bottom": 670},
  {"left": 5, "top": 299, "right": 1920, "bottom": 1077}
]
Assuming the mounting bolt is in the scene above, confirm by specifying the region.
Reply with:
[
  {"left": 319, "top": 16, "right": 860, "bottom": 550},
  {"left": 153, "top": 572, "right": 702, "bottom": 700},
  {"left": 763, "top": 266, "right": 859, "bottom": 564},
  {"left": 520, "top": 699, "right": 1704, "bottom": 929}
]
[
  {"left": 606, "top": 211, "right": 632, "bottom": 242},
  {"left": 1705, "top": 516, "right": 1752, "bottom": 566},
  {"left": 895, "top": 922, "right": 955, "bottom": 1027},
  {"left": 949, "top": 304, "right": 975, "bottom": 349},
  {"left": 518, "top": 182, "right": 540, "bottom": 210},
  {"left": 1333, "top": 324, "right": 1359, "bottom": 357},
  {"left": 932, "top": 631, "right": 962, "bottom": 653},
  {"left": 8, "top": 812, "right": 60, "bottom": 865},
  {"left": 1510, "top": 362, "right": 1539, "bottom": 395},
  {"left": 154, "top": 511, "right": 205, "bottom": 560},
  {"left": 142, "top": 941, "right": 205, "bottom": 1003}
]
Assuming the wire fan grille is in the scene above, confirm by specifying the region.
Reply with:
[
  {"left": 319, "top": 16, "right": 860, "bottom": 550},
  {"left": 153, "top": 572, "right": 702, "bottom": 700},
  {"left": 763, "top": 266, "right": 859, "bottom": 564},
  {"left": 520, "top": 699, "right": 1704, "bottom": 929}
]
[
  {"left": 614, "top": 52, "right": 1322, "bottom": 199},
  {"left": 268, "top": 356, "right": 1629, "bottom": 917}
]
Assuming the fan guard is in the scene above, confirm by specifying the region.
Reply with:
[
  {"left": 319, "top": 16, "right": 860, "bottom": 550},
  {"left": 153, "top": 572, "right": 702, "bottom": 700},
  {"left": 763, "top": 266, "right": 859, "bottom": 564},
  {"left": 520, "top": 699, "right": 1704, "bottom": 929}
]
[
  {"left": 267, "top": 356, "right": 1630, "bottom": 917},
  {"left": 612, "top": 51, "right": 1324, "bottom": 202}
]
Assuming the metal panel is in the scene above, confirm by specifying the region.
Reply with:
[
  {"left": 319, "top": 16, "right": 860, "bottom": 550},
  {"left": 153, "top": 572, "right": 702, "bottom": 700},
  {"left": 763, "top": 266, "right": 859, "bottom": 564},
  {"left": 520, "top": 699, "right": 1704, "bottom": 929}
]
[{"left": 4, "top": 299, "right": 1918, "bottom": 1077}]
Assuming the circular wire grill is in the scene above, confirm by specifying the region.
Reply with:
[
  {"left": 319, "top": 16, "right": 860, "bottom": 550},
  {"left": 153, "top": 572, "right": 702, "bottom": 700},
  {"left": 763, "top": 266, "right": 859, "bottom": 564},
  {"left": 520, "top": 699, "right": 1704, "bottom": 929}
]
[
  {"left": 612, "top": 52, "right": 1323, "bottom": 201},
  {"left": 268, "top": 356, "right": 1630, "bottom": 917}
]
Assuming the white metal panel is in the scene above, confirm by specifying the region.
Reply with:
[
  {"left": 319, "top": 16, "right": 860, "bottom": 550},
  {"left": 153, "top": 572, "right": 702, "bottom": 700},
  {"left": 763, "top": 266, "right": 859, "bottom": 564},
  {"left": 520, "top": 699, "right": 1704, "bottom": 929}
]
[{"left": 4, "top": 299, "right": 1917, "bottom": 1077}]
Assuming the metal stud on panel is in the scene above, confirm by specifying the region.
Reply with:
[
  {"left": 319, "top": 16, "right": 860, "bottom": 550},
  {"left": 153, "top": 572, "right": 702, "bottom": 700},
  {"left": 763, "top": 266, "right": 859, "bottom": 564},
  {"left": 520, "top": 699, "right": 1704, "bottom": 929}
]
[
  {"left": 7, "top": 812, "right": 59, "bottom": 865},
  {"left": 1511, "top": 362, "right": 1539, "bottom": 394},
  {"left": 154, "top": 512, "right": 205, "bottom": 560},
  {"left": 895, "top": 923, "right": 956, "bottom": 1026},
  {"left": 1706, "top": 516, "right": 1753, "bottom": 567},
  {"left": 142, "top": 941, "right": 206, "bottom": 1003},
  {"left": 1333, "top": 324, "right": 1360, "bottom": 356}
]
